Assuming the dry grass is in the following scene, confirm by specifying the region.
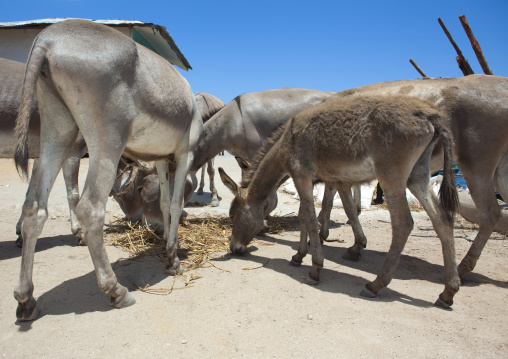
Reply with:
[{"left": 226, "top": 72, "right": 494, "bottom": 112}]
[
  {"left": 103, "top": 214, "right": 303, "bottom": 271},
  {"left": 104, "top": 216, "right": 231, "bottom": 271},
  {"left": 373, "top": 201, "right": 424, "bottom": 212}
]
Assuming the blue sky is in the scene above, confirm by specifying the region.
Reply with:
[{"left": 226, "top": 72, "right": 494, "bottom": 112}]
[{"left": 2, "top": 0, "right": 507, "bottom": 103}]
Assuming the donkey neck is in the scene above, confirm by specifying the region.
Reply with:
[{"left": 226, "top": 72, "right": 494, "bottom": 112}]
[
  {"left": 246, "top": 140, "right": 287, "bottom": 202},
  {"left": 190, "top": 110, "right": 233, "bottom": 171}
]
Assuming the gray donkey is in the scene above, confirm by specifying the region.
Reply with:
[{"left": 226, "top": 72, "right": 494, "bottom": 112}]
[{"left": 14, "top": 19, "right": 202, "bottom": 320}]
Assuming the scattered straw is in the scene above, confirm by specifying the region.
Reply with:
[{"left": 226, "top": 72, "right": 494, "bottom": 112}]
[
  {"left": 374, "top": 201, "right": 424, "bottom": 212},
  {"left": 104, "top": 214, "right": 302, "bottom": 273},
  {"left": 104, "top": 216, "right": 232, "bottom": 271},
  {"left": 242, "top": 259, "right": 270, "bottom": 270}
]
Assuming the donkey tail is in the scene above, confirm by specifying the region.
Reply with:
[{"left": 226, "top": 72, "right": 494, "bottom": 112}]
[
  {"left": 429, "top": 114, "right": 459, "bottom": 216},
  {"left": 14, "top": 33, "right": 47, "bottom": 179}
]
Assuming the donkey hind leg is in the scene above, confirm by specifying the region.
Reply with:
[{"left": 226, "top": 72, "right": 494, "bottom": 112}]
[
  {"left": 337, "top": 184, "right": 368, "bottom": 262},
  {"left": 457, "top": 172, "right": 500, "bottom": 279},
  {"left": 317, "top": 185, "right": 336, "bottom": 241},
  {"left": 361, "top": 186, "right": 413, "bottom": 299},
  {"left": 15, "top": 159, "right": 41, "bottom": 248},
  {"left": 292, "top": 175, "right": 324, "bottom": 284},
  {"left": 62, "top": 133, "right": 87, "bottom": 245},
  {"left": 14, "top": 99, "right": 79, "bottom": 320},
  {"left": 406, "top": 162, "right": 459, "bottom": 308},
  {"left": 75, "top": 144, "right": 135, "bottom": 309},
  {"left": 196, "top": 163, "right": 206, "bottom": 195},
  {"left": 207, "top": 158, "right": 220, "bottom": 207}
]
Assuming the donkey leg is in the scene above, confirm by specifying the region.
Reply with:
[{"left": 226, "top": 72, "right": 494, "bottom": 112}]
[
  {"left": 15, "top": 159, "right": 41, "bottom": 248},
  {"left": 15, "top": 163, "right": 68, "bottom": 320},
  {"left": 338, "top": 184, "right": 368, "bottom": 262},
  {"left": 15, "top": 89, "right": 79, "bottom": 320},
  {"left": 457, "top": 174, "right": 500, "bottom": 279},
  {"left": 197, "top": 164, "right": 206, "bottom": 195},
  {"left": 15, "top": 156, "right": 72, "bottom": 320},
  {"left": 155, "top": 160, "right": 182, "bottom": 275},
  {"left": 290, "top": 205, "right": 309, "bottom": 266},
  {"left": 62, "top": 133, "right": 87, "bottom": 245},
  {"left": 75, "top": 145, "right": 135, "bottom": 308},
  {"left": 407, "top": 167, "right": 459, "bottom": 307},
  {"left": 317, "top": 185, "right": 336, "bottom": 241},
  {"left": 293, "top": 176, "right": 324, "bottom": 283},
  {"left": 362, "top": 188, "right": 413, "bottom": 298},
  {"left": 353, "top": 184, "right": 362, "bottom": 217},
  {"left": 208, "top": 159, "right": 220, "bottom": 207}
]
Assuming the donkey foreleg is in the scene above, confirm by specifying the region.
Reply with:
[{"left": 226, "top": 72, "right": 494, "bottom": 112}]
[
  {"left": 290, "top": 205, "right": 309, "bottom": 266},
  {"left": 293, "top": 176, "right": 324, "bottom": 283},
  {"left": 337, "top": 184, "right": 367, "bottom": 262},
  {"left": 197, "top": 163, "right": 206, "bottom": 195},
  {"left": 207, "top": 158, "right": 220, "bottom": 207},
  {"left": 156, "top": 160, "right": 182, "bottom": 275},
  {"left": 317, "top": 185, "right": 336, "bottom": 242}
]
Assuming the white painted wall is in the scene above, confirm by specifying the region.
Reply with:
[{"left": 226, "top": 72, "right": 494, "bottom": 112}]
[{"left": 0, "top": 27, "right": 131, "bottom": 63}]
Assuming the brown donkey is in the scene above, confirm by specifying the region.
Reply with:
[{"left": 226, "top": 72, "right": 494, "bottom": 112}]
[{"left": 220, "top": 95, "right": 460, "bottom": 308}]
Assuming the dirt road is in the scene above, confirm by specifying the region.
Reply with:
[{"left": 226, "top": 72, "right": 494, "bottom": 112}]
[{"left": 1, "top": 155, "right": 507, "bottom": 358}]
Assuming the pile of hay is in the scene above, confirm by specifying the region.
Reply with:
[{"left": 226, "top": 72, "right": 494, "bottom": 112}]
[
  {"left": 103, "top": 214, "right": 302, "bottom": 271},
  {"left": 104, "top": 216, "right": 232, "bottom": 271}
]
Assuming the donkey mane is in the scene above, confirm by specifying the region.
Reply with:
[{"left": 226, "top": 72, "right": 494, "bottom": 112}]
[{"left": 240, "top": 122, "right": 289, "bottom": 188}]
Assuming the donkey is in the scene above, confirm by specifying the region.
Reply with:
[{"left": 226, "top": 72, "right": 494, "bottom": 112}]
[
  {"left": 109, "top": 88, "right": 338, "bottom": 228},
  {"left": 0, "top": 57, "right": 87, "bottom": 246},
  {"left": 316, "top": 75, "right": 508, "bottom": 280},
  {"left": 14, "top": 19, "right": 203, "bottom": 320},
  {"left": 110, "top": 92, "right": 225, "bottom": 227},
  {"left": 193, "top": 92, "right": 226, "bottom": 205},
  {"left": 220, "top": 95, "right": 460, "bottom": 308}
]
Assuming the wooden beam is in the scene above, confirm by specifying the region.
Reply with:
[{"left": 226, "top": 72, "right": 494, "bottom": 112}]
[
  {"left": 409, "top": 58, "right": 429, "bottom": 78},
  {"left": 438, "top": 17, "right": 474, "bottom": 75},
  {"left": 459, "top": 14, "right": 493, "bottom": 75}
]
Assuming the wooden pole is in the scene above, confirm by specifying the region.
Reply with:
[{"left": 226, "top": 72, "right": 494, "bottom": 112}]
[
  {"left": 438, "top": 17, "right": 474, "bottom": 75},
  {"left": 409, "top": 58, "right": 429, "bottom": 78},
  {"left": 459, "top": 14, "right": 493, "bottom": 75}
]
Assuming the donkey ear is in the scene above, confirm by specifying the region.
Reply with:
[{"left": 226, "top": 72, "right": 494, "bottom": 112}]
[
  {"left": 219, "top": 167, "right": 242, "bottom": 198},
  {"left": 235, "top": 156, "right": 250, "bottom": 171}
]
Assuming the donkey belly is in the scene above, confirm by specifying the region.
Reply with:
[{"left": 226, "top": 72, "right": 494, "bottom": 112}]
[
  {"left": 316, "top": 158, "right": 375, "bottom": 184},
  {"left": 124, "top": 112, "right": 190, "bottom": 161}
]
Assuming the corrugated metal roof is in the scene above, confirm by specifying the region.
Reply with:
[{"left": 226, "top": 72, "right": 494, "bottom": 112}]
[{"left": 0, "top": 18, "right": 191, "bottom": 70}]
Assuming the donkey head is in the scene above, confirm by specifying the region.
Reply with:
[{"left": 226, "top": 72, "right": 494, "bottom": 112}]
[{"left": 219, "top": 167, "right": 265, "bottom": 255}]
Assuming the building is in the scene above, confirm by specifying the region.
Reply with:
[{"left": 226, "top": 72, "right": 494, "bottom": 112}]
[{"left": 0, "top": 18, "right": 191, "bottom": 70}]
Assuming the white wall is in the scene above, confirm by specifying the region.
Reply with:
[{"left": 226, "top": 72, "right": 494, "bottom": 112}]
[{"left": 0, "top": 27, "right": 132, "bottom": 63}]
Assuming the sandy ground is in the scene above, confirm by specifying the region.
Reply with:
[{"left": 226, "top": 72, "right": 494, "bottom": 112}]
[{"left": 1, "top": 154, "right": 508, "bottom": 358}]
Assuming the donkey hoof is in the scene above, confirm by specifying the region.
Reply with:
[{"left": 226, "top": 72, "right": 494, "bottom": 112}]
[
  {"left": 166, "top": 264, "right": 183, "bottom": 276},
  {"left": 15, "top": 236, "right": 23, "bottom": 248},
  {"left": 196, "top": 188, "right": 204, "bottom": 196},
  {"left": 16, "top": 297, "right": 39, "bottom": 321},
  {"left": 342, "top": 250, "right": 361, "bottom": 262},
  {"left": 360, "top": 287, "right": 377, "bottom": 299},
  {"left": 289, "top": 259, "right": 302, "bottom": 267},
  {"left": 434, "top": 298, "right": 453, "bottom": 310},
  {"left": 111, "top": 291, "right": 136, "bottom": 309},
  {"left": 210, "top": 199, "right": 220, "bottom": 207},
  {"left": 303, "top": 276, "right": 319, "bottom": 286}
]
